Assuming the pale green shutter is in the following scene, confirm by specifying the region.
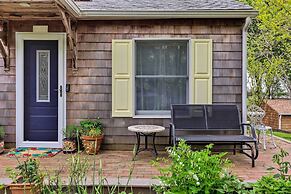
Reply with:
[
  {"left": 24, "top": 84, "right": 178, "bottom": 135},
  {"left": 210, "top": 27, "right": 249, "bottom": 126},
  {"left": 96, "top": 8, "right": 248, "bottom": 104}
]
[
  {"left": 190, "top": 39, "right": 213, "bottom": 104},
  {"left": 112, "top": 40, "right": 133, "bottom": 117}
]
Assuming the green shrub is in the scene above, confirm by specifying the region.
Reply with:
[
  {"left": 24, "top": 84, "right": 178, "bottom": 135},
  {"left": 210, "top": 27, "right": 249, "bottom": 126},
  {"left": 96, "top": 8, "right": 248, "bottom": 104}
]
[
  {"left": 251, "top": 148, "right": 291, "bottom": 193},
  {"left": 0, "top": 125, "right": 5, "bottom": 140},
  {"left": 63, "top": 125, "right": 80, "bottom": 139},
  {"left": 80, "top": 118, "right": 103, "bottom": 137},
  {"left": 268, "top": 148, "right": 291, "bottom": 180},
  {"left": 6, "top": 157, "right": 44, "bottom": 193},
  {"left": 252, "top": 175, "right": 291, "bottom": 193},
  {"left": 153, "top": 140, "right": 247, "bottom": 194}
]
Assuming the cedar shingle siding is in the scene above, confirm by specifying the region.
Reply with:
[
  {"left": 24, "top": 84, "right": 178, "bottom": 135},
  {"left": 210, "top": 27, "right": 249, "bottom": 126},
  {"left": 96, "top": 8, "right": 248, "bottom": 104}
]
[
  {"left": 263, "top": 104, "right": 279, "bottom": 130},
  {"left": 263, "top": 100, "right": 291, "bottom": 132},
  {"left": 0, "top": 19, "right": 244, "bottom": 149}
]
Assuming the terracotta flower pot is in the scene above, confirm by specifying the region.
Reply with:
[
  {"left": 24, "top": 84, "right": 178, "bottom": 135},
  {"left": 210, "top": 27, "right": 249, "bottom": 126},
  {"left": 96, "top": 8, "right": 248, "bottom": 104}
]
[
  {"left": 0, "top": 140, "right": 4, "bottom": 154},
  {"left": 81, "top": 134, "right": 103, "bottom": 155},
  {"left": 62, "top": 138, "right": 77, "bottom": 154},
  {"left": 9, "top": 183, "right": 35, "bottom": 194}
]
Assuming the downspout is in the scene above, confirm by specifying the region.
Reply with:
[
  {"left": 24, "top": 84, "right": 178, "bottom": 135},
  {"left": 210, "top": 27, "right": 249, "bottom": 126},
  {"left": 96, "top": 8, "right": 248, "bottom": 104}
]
[{"left": 242, "top": 17, "right": 251, "bottom": 123}]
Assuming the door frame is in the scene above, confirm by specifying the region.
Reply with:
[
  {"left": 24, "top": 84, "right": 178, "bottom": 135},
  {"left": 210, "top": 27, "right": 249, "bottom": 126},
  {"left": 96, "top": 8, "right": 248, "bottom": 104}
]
[{"left": 16, "top": 32, "right": 66, "bottom": 148}]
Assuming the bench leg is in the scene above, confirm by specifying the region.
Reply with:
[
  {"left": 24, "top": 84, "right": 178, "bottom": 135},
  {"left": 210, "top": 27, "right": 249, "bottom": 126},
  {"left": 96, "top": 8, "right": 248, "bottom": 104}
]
[
  {"left": 169, "top": 128, "right": 172, "bottom": 146},
  {"left": 173, "top": 139, "right": 176, "bottom": 147},
  {"left": 233, "top": 144, "right": 236, "bottom": 155},
  {"left": 241, "top": 143, "right": 256, "bottom": 167},
  {"left": 254, "top": 141, "right": 259, "bottom": 160}
]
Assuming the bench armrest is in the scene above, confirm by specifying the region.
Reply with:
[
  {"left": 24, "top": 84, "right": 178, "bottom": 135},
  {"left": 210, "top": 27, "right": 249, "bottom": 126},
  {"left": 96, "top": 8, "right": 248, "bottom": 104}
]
[
  {"left": 169, "top": 123, "right": 176, "bottom": 146},
  {"left": 241, "top": 123, "right": 257, "bottom": 140}
]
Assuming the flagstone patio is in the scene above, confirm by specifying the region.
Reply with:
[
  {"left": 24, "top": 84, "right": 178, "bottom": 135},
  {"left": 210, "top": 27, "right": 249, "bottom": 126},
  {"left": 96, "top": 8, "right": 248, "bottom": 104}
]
[{"left": 0, "top": 136, "right": 290, "bottom": 186}]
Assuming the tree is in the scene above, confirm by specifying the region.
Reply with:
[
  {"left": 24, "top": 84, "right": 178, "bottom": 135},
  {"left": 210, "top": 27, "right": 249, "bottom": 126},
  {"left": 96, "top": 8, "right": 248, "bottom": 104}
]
[{"left": 242, "top": 0, "right": 291, "bottom": 106}]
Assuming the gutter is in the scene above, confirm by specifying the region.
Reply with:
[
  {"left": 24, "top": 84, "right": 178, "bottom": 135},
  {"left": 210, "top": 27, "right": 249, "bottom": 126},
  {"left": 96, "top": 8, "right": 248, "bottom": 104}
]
[
  {"left": 242, "top": 17, "right": 252, "bottom": 123},
  {"left": 58, "top": 0, "right": 258, "bottom": 19},
  {"left": 78, "top": 10, "right": 258, "bottom": 20},
  {"left": 57, "top": 0, "right": 81, "bottom": 17}
]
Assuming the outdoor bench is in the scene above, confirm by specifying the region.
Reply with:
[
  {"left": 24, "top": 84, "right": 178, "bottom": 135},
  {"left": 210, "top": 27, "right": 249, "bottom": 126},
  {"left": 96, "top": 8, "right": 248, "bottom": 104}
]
[{"left": 170, "top": 104, "right": 259, "bottom": 167}]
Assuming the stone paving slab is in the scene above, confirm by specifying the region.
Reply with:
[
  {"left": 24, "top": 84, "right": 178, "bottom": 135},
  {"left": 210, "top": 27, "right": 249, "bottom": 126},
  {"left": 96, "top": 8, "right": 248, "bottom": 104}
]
[{"left": 0, "top": 136, "right": 290, "bottom": 184}]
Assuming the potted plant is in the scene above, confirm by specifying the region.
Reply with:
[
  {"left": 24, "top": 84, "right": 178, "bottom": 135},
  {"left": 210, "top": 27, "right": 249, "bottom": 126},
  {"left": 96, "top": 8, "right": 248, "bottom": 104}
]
[
  {"left": 80, "top": 118, "right": 104, "bottom": 155},
  {"left": 63, "top": 125, "right": 79, "bottom": 154},
  {"left": 0, "top": 125, "right": 5, "bottom": 154},
  {"left": 6, "top": 158, "right": 44, "bottom": 194}
]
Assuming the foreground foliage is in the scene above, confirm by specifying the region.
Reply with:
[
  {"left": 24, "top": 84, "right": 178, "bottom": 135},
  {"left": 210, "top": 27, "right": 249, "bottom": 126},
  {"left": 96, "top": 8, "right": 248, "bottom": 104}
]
[
  {"left": 41, "top": 153, "right": 134, "bottom": 194},
  {"left": 153, "top": 141, "right": 247, "bottom": 194},
  {"left": 6, "top": 147, "right": 134, "bottom": 194},
  {"left": 252, "top": 149, "right": 291, "bottom": 193},
  {"left": 154, "top": 140, "right": 291, "bottom": 194}
]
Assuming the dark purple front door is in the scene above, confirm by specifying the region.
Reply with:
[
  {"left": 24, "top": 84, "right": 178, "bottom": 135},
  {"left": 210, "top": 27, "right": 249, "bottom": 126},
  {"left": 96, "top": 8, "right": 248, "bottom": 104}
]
[{"left": 24, "top": 40, "right": 58, "bottom": 141}]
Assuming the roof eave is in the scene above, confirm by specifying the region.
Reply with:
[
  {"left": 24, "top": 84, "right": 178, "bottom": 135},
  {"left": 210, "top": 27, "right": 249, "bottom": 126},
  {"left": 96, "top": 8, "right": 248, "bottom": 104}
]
[
  {"left": 78, "top": 10, "right": 258, "bottom": 20},
  {"left": 60, "top": 0, "right": 258, "bottom": 20}
]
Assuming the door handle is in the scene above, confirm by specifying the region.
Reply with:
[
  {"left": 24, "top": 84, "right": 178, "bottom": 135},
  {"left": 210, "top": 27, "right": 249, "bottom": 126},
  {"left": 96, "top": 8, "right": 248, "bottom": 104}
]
[
  {"left": 60, "top": 85, "right": 63, "bottom": 97},
  {"left": 53, "top": 85, "right": 63, "bottom": 97}
]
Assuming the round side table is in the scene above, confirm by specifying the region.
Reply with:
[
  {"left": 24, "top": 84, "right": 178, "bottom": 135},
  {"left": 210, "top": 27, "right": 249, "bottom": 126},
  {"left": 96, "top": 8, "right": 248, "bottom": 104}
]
[{"left": 128, "top": 125, "right": 165, "bottom": 157}]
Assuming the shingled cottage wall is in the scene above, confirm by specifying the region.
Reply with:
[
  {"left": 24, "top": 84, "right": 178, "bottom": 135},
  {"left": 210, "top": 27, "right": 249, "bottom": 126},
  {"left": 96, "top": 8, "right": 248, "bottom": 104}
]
[
  {"left": 0, "top": 19, "right": 244, "bottom": 149},
  {"left": 281, "top": 116, "right": 291, "bottom": 132},
  {"left": 263, "top": 103, "right": 279, "bottom": 130}
]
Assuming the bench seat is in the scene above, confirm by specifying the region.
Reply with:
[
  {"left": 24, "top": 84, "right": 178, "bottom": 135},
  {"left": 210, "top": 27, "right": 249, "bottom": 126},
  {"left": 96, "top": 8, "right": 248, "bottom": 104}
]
[
  {"left": 170, "top": 104, "right": 259, "bottom": 167},
  {"left": 177, "top": 135, "right": 256, "bottom": 143}
]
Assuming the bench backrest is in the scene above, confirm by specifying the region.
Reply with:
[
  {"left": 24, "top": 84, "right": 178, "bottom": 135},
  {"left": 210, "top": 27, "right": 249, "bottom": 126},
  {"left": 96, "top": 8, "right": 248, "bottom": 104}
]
[{"left": 171, "top": 104, "right": 241, "bottom": 131}]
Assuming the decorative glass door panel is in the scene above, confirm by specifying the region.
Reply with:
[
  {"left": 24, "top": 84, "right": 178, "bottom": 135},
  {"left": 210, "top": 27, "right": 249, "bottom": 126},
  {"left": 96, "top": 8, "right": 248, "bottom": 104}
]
[{"left": 36, "top": 50, "right": 50, "bottom": 102}]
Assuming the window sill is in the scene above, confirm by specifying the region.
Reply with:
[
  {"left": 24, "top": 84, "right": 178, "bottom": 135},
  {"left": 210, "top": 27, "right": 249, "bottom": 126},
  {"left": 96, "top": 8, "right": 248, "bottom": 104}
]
[{"left": 133, "top": 115, "right": 171, "bottom": 119}]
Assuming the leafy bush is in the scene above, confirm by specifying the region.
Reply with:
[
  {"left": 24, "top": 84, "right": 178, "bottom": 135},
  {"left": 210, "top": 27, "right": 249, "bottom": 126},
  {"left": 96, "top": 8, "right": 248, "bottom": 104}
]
[
  {"left": 0, "top": 125, "right": 5, "bottom": 140},
  {"left": 63, "top": 125, "right": 80, "bottom": 139},
  {"left": 268, "top": 148, "right": 291, "bottom": 180},
  {"left": 252, "top": 148, "right": 291, "bottom": 193},
  {"left": 153, "top": 140, "right": 247, "bottom": 194},
  {"left": 252, "top": 175, "right": 291, "bottom": 193},
  {"left": 80, "top": 118, "right": 103, "bottom": 137},
  {"left": 41, "top": 153, "right": 134, "bottom": 194},
  {"left": 6, "top": 157, "right": 43, "bottom": 184}
]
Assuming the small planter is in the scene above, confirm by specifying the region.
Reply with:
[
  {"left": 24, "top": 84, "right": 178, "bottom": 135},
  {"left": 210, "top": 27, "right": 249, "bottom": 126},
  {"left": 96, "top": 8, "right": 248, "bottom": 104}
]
[
  {"left": 0, "top": 140, "right": 4, "bottom": 154},
  {"left": 62, "top": 138, "right": 77, "bottom": 154},
  {"left": 9, "top": 183, "right": 35, "bottom": 194},
  {"left": 81, "top": 134, "right": 104, "bottom": 155}
]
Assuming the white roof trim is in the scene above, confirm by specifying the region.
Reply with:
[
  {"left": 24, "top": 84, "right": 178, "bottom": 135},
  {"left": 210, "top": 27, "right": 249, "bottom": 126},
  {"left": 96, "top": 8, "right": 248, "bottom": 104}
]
[
  {"left": 59, "top": 0, "right": 258, "bottom": 19},
  {"left": 279, "top": 113, "right": 291, "bottom": 116}
]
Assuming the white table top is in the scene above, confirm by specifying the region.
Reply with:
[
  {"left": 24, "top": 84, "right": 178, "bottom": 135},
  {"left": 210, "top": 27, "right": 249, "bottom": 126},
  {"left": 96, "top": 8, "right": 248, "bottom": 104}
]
[{"left": 128, "top": 125, "right": 165, "bottom": 134}]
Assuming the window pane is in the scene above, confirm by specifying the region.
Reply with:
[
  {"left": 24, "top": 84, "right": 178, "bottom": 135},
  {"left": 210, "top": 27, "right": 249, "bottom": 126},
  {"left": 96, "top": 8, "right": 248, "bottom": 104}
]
[
  {"left": 135, "top": 40, "right": 188, "bottom": 114},
  {"left": 136, "top": 41, "right": 187, "bottom": 76},
  {"left": 136, "top": 77, "right": 187, "bottom": 111},
  {"left": 37, "top": 50, "right": 50, "bottom": 102}
]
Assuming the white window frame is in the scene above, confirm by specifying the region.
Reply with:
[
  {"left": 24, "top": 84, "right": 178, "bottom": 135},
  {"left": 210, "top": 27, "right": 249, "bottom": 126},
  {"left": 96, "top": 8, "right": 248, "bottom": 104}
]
[
  {"left": 36, "top": 50, "right": 50, "bottom": 102},
  {"left": 133, "top": 38, "right": 191, "bottom": 118}
]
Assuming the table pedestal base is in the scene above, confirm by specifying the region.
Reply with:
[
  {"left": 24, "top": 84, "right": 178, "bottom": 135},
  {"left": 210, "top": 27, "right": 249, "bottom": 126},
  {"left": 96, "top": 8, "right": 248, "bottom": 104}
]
[{"left": 135, "top": 132, "right": 158, "bottom": 157}]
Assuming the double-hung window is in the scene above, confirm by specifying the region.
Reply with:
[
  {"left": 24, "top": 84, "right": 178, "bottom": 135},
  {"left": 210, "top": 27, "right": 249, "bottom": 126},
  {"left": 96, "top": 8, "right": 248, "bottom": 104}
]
[
  {"left": 135, "top": 40, "right": 188, "bottom": 115},
  {"left": 111, "top": 39, "right": 212, "bottom": 118}
]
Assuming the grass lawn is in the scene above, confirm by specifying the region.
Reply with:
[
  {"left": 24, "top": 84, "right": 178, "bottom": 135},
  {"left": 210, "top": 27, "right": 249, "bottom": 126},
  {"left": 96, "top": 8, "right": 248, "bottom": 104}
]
[{"left": 273, "top": 131, "right": 291, "bottom": 141}]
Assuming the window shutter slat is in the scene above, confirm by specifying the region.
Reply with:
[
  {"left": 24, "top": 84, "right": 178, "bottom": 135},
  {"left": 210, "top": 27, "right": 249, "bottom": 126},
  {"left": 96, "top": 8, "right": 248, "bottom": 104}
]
[
  {"left": 112, "top": 40, "right": 133, "bottom": 117},
  {"left": 190, "top": 39, "right": 213, "bottom": 104}
]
